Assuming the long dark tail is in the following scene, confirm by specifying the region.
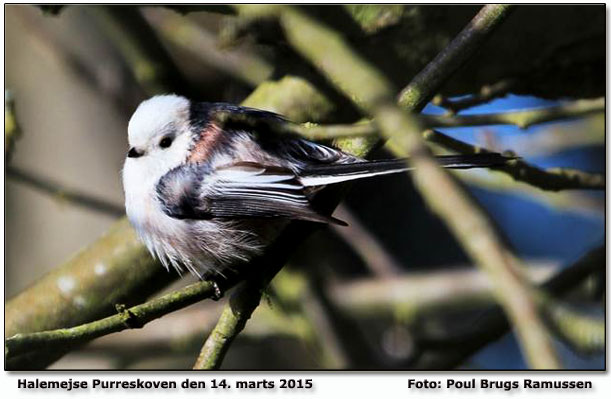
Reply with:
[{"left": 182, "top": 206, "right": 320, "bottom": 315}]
[{"left": 300, "top": 153, "right": 511, "bottom": 186}]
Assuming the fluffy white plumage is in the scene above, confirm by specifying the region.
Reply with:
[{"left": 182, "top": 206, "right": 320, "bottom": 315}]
[
  {"left": 123, "top": 95, "right": 510, "bottom": 279},
  {"left": 127, "top": 94, "right": 188, "bottom": 147},
  {"left": 123, "top": 95, "right": 268, "bottom": 277}
]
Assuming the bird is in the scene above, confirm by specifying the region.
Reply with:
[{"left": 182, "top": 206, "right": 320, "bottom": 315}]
[{"left": 123, "top": 94, "right": 511, "bottom": 283}]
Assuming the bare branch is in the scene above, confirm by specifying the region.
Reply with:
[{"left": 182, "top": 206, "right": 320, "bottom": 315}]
[
  {"left": 422, "top": 98, "right": 604, "bottom": 129},
  {"left": 6, "top": 167, "right": 124, "bottom": 217},
  {"left": 398, "top": 5, "right": 516, "bottom": 111},
  {"left": 413, "top": 245, "right": 604, "bottom": 369},
  {"left": 432, "top": 78, "right": 518, "bottom": 114},
  {"left": 329, "top": 264, "right": 557, "bottom": 318},
  {"left": 284, "top": 98, "right": 605, "bottom": 140},
  {"left": 90, "top": 6, "right": 190, "bottom": 96},
  {"left": 422, "top": 129, "right": 605, "bottom": 190},
  {"left": 192, "top": 283, "right": 262, "bottom": 369},
  {"left": 146, "top": 9, "right": 273, "bottom": 87},
  {"left": 6, "top": 280, "right": 217, "bottom": 367}
]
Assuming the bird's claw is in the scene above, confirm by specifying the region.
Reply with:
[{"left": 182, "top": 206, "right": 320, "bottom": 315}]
[{"left": 211, "top": 280, "right": 224, "bottom": 301}]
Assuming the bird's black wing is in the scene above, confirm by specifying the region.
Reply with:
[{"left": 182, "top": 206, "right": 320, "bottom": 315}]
[{"left": 156, "top": 162, "right": 346, "bottom": 225}]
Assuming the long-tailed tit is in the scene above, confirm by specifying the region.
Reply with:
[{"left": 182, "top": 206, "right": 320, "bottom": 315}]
[{"left": 123, "top": 94, "right": 510, "bottom": 279}]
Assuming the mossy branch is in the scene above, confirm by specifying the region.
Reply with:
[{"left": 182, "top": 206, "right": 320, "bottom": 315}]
[
  {"left": 192, "top": 283, "right": 262, "bottom": 369},
  {"left": 4, "top": 219, "right": 171, "bottom": 369},
  {"left": 7, "top": 248, "right": 601, "bottom": 368},
  {"left": 398, "top": 4, "right": 516, "bottom": 110},
  {"left": 6, "top": 280, "right": 216, "bottom": 365}
]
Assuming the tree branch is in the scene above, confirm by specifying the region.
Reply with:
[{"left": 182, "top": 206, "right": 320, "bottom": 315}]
[
  {"left": 192, "top": 282, "right": 262, "bottom": 369},
  {"left": 146, "top": 9, "right": 273, "bottom": 87},
  {"left": 412, "top": 245, "right": 604, "bottom": 369},
  {"left": 432, "top": 78, "right": 518, "bottom": 114},
  {"left": 8, "top": 253, "right": 599, "bottom": 369},
  {"left": 422, "top": 129, "right": 605, "bottom": 190},
  {"left": 215, "top": 97, "right": 604, "bottom": 139},
  {"left": 422, "top": 97, "right": 604, "bottom": 129},
  {"left": 90, "top": 6, "right": 191, "bottom": 96},
  {"left": 329, "top": 263, "right": 557, "bottom": 318},
  {"left": 273, "top": 4, "right": 560, "bottom": 369},
  {"left": 6, "top": 280, "right": 217, "bottom": 365},
  {"left": 6, "top": 167, "right": 124, "bottom": 217},
  {"left": 398, "top": 4, "right": 516, "bottom": 111}
]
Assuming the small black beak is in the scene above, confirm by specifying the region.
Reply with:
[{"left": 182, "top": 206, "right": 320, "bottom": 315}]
[{"left": 127, "top": 147, "right": 143, "bottom": 158}]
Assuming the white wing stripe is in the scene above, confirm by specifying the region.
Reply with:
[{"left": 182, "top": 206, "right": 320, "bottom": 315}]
[
  {"left": 300, "top": 167, "right": 409, "bottom": 186},
  {"left": 222, "top": 182, "right": 302, "bottom": 190}
]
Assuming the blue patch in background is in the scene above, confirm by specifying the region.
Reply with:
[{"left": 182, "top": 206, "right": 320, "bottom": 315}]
[{"left": 423, "top": 94, "right": 605, "bottom": 369}]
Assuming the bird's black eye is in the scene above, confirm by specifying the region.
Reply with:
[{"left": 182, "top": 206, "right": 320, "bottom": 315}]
[{"left": 159, "top": 136, "right": 173, "bottom": 149}]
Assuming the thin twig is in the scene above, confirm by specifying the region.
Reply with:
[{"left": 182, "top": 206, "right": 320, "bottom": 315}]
[
  {"left": 432, "top": 78, "right": 518, "bottom": 114},
  {"left": 6, "top": 253, "right": 595, "bottom": 369},
  {"left": 455, "top": 172, "right": 605, "bottom": 218},
  {"left": 5, "top": 216, "right": 171, "bottom": 369},
  {"left": 421, "top": 98, "right": 604, "bottom": 129},
  {"left": 7, "top": 167, "right": 124, "bottom": 217},
  {"left": 6, "top": 280, "right": 217, "bottom": 363},
  {"left": 422, "top": 129, "right": 605, "bottom": 190}
]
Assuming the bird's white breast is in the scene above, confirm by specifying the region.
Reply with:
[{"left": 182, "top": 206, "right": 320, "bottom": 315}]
[
  {"left": 122, "top": 156, "right": 186, "bottom": 256},
  {"left": 122, "top": 154, "right": 271, "bottom": 277}
]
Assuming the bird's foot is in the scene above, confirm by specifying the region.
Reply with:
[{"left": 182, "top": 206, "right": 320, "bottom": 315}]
[{"left": 211, "top": 280, "right": 224, "bottom": 301}]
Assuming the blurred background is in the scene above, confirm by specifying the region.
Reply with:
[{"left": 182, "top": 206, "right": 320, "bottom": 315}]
[{"left": 4, "top": 5, "right": 605, "bottom": 369}]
